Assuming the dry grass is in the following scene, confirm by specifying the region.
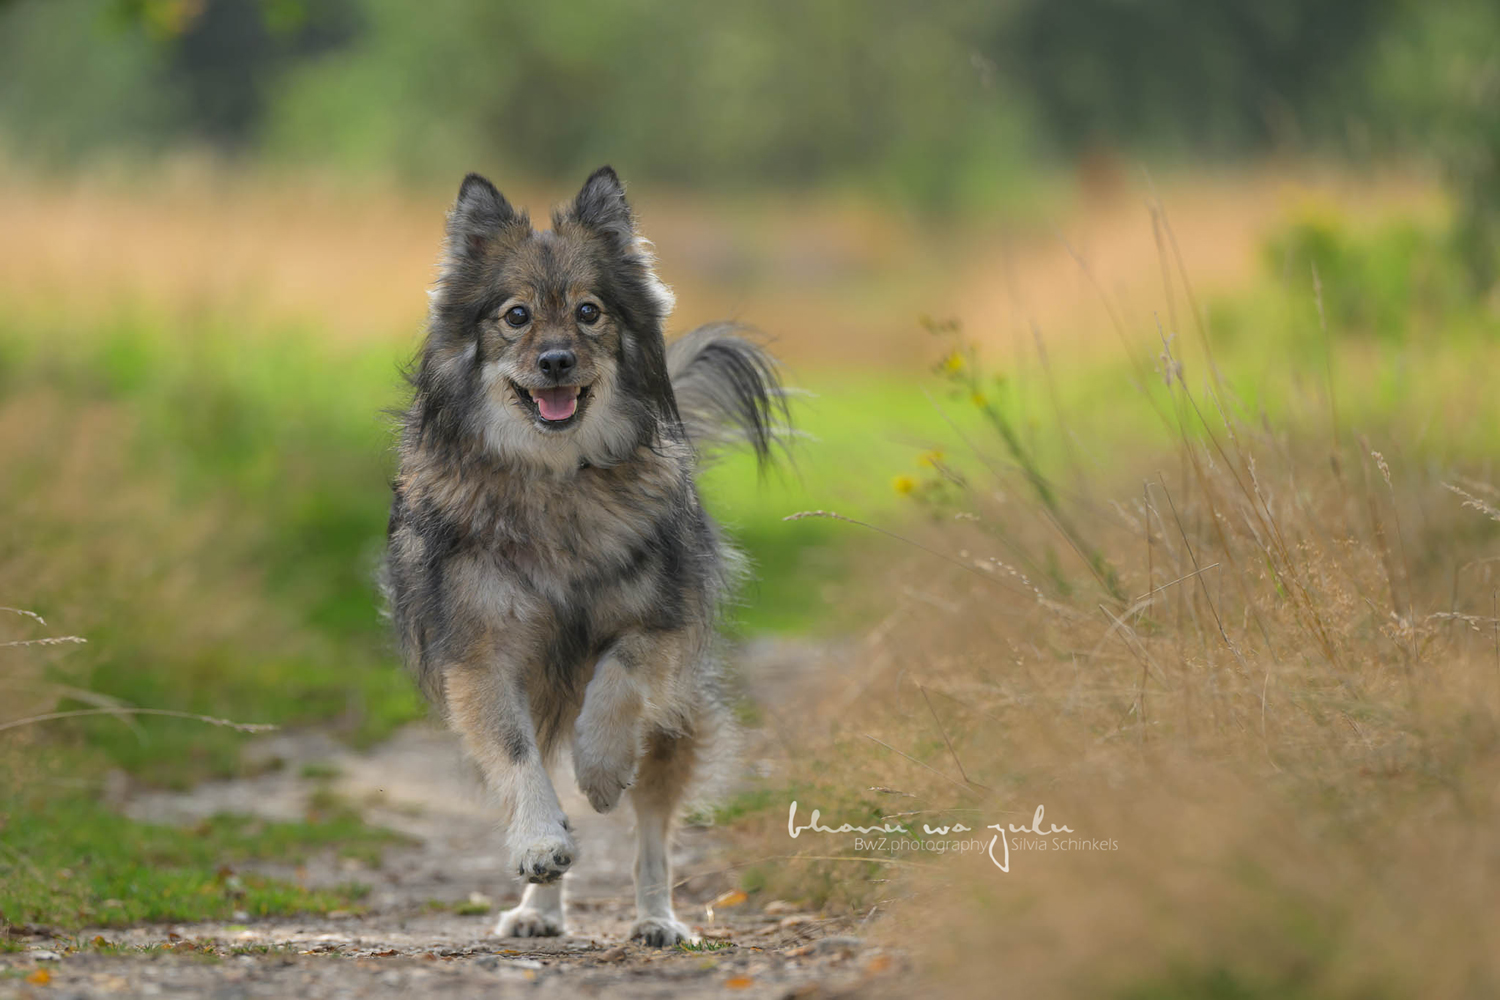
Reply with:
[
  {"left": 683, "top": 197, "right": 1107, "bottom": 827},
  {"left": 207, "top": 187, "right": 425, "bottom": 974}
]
[
  {"left": 0, "top": 378, "right": 417, "bottom": 788},
  {"left": 950, "top": 167, "right": 1443, "bottom": 361},
  {"left": 0, "top": 161, "right": 1437, "bottom": 367},
  {"left": 0, "top": 160, "right": 943, "bottom": 367},
  {"left": 753, "top": 334, "right": 1500, "bottom": 997}
]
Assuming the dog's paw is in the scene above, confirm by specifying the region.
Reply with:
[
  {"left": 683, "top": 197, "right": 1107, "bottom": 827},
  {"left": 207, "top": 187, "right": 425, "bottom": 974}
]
[
  {"left": 573, "top": 740, "right": 637, "bottom": 814},
  {"left": 509, "top": 828, "right": 576, "bottom": 884},
  {"left": 495, "top": 906, "right": 565, "bottom": 938},
  {"left": 629, "top": 916, "right": 696, "bottom": 948}
]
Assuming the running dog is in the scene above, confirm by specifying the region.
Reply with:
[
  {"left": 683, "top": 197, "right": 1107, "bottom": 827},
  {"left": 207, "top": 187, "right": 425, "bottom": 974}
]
[{"left": 383, "top": 167, "right": 784, "bottom": 946}]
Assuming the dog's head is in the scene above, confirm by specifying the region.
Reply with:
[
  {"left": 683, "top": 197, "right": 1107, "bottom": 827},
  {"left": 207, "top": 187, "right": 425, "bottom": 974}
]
[{"left": 419, "top": 167, "right": 678, "bottom": 472}]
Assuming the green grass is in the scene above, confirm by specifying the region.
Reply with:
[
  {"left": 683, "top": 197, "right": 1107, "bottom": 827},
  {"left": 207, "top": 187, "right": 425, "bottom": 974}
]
[
  {"left": 701, "top": 368, "right": 993, "bottom": 633},
  {"left": 421, "top": 896, "right": 492, "bottom": 916},
  {"left": 1, "top": 314, "right": 428, "bottom": 787},
  {"left": 0, "top": 790, "right": 406, "bottom": 929}
]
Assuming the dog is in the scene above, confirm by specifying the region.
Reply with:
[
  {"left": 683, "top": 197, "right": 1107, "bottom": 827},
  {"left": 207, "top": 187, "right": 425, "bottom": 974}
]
[{"left": 382, "top": 167, "right": 785, "bottom": 946}]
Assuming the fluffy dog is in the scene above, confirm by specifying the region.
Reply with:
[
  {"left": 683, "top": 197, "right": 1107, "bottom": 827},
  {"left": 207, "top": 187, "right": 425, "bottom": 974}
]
[{"left": 383, "top": 167, "right": 784, "bottom": 946}]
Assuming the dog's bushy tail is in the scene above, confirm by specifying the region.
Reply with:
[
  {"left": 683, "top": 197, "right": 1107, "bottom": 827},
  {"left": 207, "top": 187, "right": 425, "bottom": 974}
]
[{"left": 666, "top": 322, "right": 789, "bottom": 468}]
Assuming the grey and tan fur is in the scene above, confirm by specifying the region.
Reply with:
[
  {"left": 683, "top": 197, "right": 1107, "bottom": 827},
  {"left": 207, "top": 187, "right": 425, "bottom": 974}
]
[{"left": 383, "top": 167, "right": 785, "bottom": 947}]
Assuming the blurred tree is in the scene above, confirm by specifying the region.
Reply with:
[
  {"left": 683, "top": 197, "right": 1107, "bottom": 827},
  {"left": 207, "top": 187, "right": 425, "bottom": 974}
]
[
  {"left": 0, "top": 1, "right": 182, "bottom": 161},
  {"left": 1, "top": 0, "right": 1493, "bottom": 243},
  {"left": 982, "top": 0, "right": 1398, "bottom": 156},
  {"left": 261, "top": 0, "right": 1034, "bottom": 206},
  {"left": 1364, "top": 0, "right": 1500, "bottom": 292},
  {"left": 164, "top": 0, "right": 356, "bottom": 149},
  {"left": 0, "top": 0, "right": 355, "bottom": 160}
]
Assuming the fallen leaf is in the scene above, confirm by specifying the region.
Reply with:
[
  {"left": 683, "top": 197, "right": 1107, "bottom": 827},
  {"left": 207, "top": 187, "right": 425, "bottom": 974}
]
[
  {"left": 705, "top": 887, "right": 749, "bottom": 923},
  {"left": 710, "top": 889, "right": 748, "bottom": 910},
  {"left": 25, "top": 969, "right": 51, "bottom": 985},
  {"left": 867, "top": 953, "right": 893, "bottom": 973},
  {"left": 725, "top": 975, "right": 755, "bottom": 989}
]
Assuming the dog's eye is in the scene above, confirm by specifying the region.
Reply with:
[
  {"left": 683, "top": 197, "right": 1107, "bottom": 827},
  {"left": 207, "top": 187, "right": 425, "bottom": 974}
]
[
  {"left": 576, "top": 302, "right": 601, "bottom": 326},
  {"left": 503, "top": 305, "right": 530, "bottom": 328}
]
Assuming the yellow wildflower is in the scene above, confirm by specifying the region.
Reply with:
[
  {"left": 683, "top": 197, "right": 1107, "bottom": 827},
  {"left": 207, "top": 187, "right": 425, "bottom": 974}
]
[{"left": 892, "top": 474, "right": 918, "bottom": 495}]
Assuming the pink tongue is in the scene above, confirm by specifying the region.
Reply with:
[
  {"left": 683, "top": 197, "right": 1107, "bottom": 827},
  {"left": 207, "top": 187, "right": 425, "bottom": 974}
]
[{"left": 534, "top": 387, "right": 579, "bottom": 421}]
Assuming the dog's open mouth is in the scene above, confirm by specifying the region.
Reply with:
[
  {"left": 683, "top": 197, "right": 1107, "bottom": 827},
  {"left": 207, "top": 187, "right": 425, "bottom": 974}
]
[{"left": 512, "top": 382, "right": 591, "bottom": 427}]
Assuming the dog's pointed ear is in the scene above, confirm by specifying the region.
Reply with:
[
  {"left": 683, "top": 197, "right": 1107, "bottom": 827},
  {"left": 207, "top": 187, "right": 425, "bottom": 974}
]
[
  {"left": 567, "top": 166, "right": 634, "bottom": 244},
  {"left": 558, "top": 165, "right": 676, "bottom": 322},
  {"left": 446, "top": 173, "right": 520, "bottom": 263}
]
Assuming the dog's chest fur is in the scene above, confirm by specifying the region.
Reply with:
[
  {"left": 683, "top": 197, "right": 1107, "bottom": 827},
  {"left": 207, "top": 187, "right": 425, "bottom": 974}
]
[{"left": 391, "top": 438, "right": 714, "bottom": 657}]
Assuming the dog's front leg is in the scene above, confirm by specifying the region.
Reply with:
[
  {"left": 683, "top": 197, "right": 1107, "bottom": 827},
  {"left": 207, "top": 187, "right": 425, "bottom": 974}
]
[
  {"left": 445, "top": 664, "right": 576, "bottom": 891},
  {"left": 572, "top": 633, "right": 666, "bottom": 814}
]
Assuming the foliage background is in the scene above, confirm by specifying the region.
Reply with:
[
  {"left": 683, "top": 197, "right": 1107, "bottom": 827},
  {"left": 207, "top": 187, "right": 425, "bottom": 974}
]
[{"left": 0, "top": 0, "right": 1493, "bottom": 218}]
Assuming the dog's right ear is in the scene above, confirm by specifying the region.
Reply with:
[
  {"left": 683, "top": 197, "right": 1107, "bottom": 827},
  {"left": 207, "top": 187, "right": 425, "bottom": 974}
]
[{"left": 445, "top": 173, "right": 521, "bottom": 265}]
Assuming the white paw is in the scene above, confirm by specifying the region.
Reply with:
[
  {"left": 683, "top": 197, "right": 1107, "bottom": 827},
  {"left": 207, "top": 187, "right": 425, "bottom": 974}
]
[
  {"left": 495, "top": 906, "right": 565, "bottom": 938},
  {"left": 629, "top": 915, "right": 695, "bottom": 948},
  {"left": 573, "top": 738, "right": 637, "bottom": 814},
  {"left": 509, "top": 827, "right": 576, "bottom": 884}
]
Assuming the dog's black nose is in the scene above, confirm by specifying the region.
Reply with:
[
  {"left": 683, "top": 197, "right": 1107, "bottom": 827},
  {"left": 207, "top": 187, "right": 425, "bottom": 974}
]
[{"left": 537, "top": 349, "right": 576, "bottom": 380}]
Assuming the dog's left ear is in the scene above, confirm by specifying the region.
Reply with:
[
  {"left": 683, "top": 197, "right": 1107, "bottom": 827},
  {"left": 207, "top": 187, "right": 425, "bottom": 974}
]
[
  {"left": 561, "top": 165, "right": 676, "bottom": 323},
  {"left": 567, "top": 166, "right": 635, "bottom": 244}
]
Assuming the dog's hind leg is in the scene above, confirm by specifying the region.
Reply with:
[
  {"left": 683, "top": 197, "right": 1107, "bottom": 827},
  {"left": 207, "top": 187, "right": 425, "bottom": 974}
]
[
  {"left": 496, "top": 879, "right": 566, "bottom": 937},
  {"left": 627, "top": 726, "right": 700, "bottom": 947},
  {"left": 445, "top": 664, "right": 577, "bottom": 889}
]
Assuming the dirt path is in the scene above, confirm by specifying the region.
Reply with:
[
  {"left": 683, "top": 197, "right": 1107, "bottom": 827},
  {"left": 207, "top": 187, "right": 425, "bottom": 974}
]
[{"left": 3, "top": 640, "right": 905, "bottom": 998}]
